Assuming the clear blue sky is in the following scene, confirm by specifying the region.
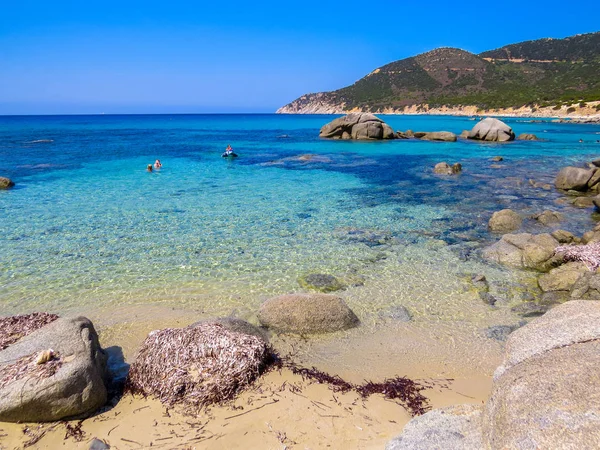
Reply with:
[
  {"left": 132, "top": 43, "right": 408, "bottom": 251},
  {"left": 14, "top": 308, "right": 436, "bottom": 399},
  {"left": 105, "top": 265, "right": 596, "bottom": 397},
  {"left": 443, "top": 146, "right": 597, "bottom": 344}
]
[{"left": 1, "top": 0, "right": 598, "bottom": 114}]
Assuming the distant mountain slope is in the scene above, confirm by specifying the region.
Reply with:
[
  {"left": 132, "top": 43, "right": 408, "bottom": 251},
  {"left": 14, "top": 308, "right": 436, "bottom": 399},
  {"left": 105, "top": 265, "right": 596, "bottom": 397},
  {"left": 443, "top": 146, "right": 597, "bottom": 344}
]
[
  {"left": 278, "top": 32, "right": 600, "bottom": 114},
  {"left": 480, "top": 32, "right": 600, "bottom": 62}
]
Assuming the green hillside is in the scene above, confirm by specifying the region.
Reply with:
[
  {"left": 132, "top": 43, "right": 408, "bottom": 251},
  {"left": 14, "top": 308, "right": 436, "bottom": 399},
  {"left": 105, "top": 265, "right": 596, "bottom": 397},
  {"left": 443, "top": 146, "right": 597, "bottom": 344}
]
[{"left": 280, "top": 32, "right": 600, "bottom": 112}]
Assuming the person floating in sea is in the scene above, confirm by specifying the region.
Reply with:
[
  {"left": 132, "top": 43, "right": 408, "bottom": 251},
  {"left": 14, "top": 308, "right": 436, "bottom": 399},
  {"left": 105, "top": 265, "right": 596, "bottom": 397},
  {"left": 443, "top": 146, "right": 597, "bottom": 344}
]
[
  {"left": 147, "top": 164, "right": 153, "bottom": 172},
  {"left": 154, "top": 159, "right": 162, "bottom": 169},
  {"left": 222, "top": 145, "right": 238, "bottom": 158}
]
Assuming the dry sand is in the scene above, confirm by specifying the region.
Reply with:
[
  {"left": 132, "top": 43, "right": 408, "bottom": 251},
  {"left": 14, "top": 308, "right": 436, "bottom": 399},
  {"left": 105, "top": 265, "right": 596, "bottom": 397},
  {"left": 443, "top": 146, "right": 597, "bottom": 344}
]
[{"left": 0, "top": 369, "right": 491, "bottom": 450}]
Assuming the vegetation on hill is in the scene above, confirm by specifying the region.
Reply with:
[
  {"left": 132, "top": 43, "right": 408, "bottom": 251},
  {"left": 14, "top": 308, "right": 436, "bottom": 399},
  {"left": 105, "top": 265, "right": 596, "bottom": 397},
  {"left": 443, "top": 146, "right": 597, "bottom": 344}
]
[{"left": 279, "top": 32, "right": 600, "bottom": 112}]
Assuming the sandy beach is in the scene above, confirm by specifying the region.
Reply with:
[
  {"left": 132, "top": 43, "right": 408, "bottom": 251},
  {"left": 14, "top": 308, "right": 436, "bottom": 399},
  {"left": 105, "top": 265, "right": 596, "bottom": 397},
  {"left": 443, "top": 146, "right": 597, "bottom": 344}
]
[
  {"left": 0, "top": 286, "right": 504, "bottom": 449},
  {"left": 0, "top": 359, "right": 493, "bottom": 450}
]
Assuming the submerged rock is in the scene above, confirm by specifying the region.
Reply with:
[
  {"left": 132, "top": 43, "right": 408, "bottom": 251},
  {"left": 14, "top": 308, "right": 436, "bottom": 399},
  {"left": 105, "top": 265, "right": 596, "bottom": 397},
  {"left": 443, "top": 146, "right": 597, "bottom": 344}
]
[
  {"left": 385, "top": 404, "right": 483, "bottom": 450},
  {"left": 484, "top": 323, "right": 524, "bottom": 342},
  {"left": 471, "top": 274, "right": 489, "bottom": 292},
  {"left": 433, "top": 162, "right": 462, "bottom": 175},
  {"left": 479, "top": 292, "right": 499, "bottom": 306},
  {"left": 0, "top": 316, "right": 108, "bottom": 422},
  {"left": 517, "top": 133, "right": 539, "bottom": 140},
  {"left": 419, "top": 131, "right": 457, "bottom": 142},
  {"left": 257, "top": 293, "right": 359, "bottom": 334},
  {"left": 468, "top": 118, "right": 515, "bottom": 142},
  {"left": 298, "top": 273, "right": 345, "bottom": 292},
  {"left": 381, "top": 305, "right": 412, "bottom": 322},
  {"left": 510, "top": 301, "right": 549, "bottom": 318},
  {"left": 488, "top": 209, "right": 522, "bottom": 233},
  {"left": 572, "top": 196, "right": 596, "bottom": 207},
  {"left": 532, "top": 209, "right": 564, "bottom": 226},
  {"left": 319, "top": 113, "right": 395, "bottom": 140}
]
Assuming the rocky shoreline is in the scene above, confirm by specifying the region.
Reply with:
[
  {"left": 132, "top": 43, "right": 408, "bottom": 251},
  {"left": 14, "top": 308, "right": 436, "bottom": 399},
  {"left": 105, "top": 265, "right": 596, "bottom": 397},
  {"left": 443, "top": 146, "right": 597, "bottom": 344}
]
[{"left": 277, "top": 99, "right": 600, "bottom": 122}]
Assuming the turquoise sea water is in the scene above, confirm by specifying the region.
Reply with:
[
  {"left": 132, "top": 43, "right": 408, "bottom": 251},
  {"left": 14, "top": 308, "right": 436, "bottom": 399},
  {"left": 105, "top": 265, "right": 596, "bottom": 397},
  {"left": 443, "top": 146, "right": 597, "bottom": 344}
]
[{"left": 1, "top": 114, "right": 600, "bottom": 333}]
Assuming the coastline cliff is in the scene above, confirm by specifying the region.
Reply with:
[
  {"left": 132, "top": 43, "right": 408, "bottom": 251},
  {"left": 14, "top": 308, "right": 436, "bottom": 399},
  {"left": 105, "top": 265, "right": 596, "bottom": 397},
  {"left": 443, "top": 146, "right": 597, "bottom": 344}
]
[{"left": 278, "top": 32, "right": 600, "bottom": 119}]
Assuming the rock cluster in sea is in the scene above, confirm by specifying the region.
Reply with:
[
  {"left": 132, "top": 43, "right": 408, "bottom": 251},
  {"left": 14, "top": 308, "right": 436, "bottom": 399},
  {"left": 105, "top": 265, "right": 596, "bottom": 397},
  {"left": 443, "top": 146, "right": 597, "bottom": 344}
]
[
  {"left": 386, "top": 300, "right": 600, "bottom": 449},
  {"left": 433, "top": 162, "right": 462, "bottom": 175},
  {"left": 319, "top": 113, "right": 395, "bottom": 140},
  {"left": 0, "top": 176, "right": 15, "bottom": 189},
  {"left": 319, "top": 114, "right": 521, "bottom": 143}
]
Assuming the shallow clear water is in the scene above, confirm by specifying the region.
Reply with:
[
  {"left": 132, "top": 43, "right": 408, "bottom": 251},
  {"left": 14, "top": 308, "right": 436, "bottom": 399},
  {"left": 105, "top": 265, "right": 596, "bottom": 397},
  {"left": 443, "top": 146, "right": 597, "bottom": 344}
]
[{"left": 1, "top": 114, "right": 599, "bottom": 331}]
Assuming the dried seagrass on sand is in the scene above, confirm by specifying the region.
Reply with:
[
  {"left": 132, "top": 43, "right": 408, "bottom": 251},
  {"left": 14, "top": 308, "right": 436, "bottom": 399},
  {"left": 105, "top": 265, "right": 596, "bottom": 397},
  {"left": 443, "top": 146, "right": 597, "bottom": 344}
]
[{"left": 125, "top": 322, "right": 270, "bottom": 409}]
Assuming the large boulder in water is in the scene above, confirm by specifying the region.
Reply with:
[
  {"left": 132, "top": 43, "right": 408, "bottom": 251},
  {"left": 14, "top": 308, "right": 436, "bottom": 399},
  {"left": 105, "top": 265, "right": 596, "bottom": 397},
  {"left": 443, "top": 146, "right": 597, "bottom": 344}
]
[
  {"left": 0, "top": 177, "right": 15, "bottom": 189},
  {"left": 482, "top": 233, "right": 561, "bottom": 271},
  {"left": 319, "top": 113, "right": 395, "bottom": 140},
  {"left": 0, "top": 316, "right": 108, "bottom": 422},
  {"left": 468, "top": 118, "right": 515, "bottom": 142},
  {"left": 258, "top": 293, "right": 359, "bottom": 334},
  {"left": 555, "top": 166, "right": 595, "bottom": 191}
]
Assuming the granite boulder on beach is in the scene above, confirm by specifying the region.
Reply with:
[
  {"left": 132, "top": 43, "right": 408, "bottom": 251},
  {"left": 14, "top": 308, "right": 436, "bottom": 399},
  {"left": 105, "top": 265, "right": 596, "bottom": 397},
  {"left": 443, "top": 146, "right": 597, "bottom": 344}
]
[
  {"left": 387, "top": 300, "right": 600, "bottom": 450},
  {"left": 319, "top": 113, "right": 395, "bottom": 140},
  {"left": 468, "top": 117, "right": 515, "bottom": 142},
  {"left": 258, "top": 293, "right": 359, "bottom": 333},
  {"left": 0, "top": 316, "right": 108, "bottom": 422}
]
